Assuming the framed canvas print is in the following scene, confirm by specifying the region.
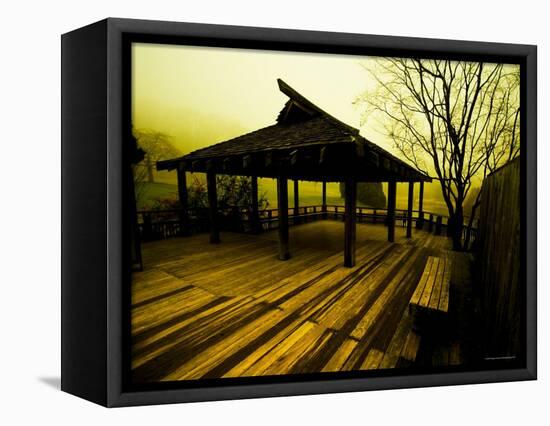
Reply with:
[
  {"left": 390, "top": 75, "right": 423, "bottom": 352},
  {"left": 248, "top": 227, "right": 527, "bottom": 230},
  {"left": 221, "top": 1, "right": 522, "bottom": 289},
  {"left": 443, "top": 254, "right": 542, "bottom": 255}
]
[{"left": 61, "top": 18, "right": 537, "bottom": 407}]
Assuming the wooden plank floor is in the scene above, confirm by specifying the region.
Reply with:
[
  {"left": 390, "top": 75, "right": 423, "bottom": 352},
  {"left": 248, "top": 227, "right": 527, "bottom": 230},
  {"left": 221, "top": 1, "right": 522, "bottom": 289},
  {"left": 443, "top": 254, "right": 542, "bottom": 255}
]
[{"left": 131, "top": 220, "right": 453, "bottom": 383}]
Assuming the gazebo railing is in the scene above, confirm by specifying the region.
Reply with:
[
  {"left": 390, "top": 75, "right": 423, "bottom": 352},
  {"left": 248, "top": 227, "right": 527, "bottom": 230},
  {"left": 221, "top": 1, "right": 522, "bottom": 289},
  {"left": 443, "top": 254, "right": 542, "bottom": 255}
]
[{"left": 136, "top": 204, "right": 477, "bottom": 250}]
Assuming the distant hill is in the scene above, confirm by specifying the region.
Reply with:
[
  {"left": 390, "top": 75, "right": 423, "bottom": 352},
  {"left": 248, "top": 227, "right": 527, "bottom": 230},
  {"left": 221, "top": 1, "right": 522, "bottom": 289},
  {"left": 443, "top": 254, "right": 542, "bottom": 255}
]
[
  {"left": 134, "top": 105, "right": 249, "bottom": 156},
  {"left": 135, "top": 182, "right": 178, "bottom": 210}
]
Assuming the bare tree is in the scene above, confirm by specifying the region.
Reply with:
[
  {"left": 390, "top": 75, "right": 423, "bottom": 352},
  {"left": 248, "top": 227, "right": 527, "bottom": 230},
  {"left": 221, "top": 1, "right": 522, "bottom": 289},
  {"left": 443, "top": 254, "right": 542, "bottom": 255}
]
[
  {"left": 134, "top": 129, "right": 181, "bottom": 184},
  {"left": 133, "top": 129, "right": 181, "bottom": 206},
  {"left": 465, "top": 71, "right": 520, "bottom": 242},
  {"left": 356, "top": 59, "right": 520, "bottom": 250}
]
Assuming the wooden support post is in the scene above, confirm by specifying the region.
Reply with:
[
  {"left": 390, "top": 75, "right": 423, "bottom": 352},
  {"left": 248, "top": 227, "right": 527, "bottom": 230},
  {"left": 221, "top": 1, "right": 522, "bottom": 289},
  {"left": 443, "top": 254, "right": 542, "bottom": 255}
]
[
  {"left": 251, "top": 176, "right": 261, "bottom": 234},
  {"left": 387, "top": 181, "right": 397, "bottom": 242},
  {"left": 322, "top": 181, "right": 327, "bottom": 219},
  {"left": 277, "top": 177, "right": 290, "bottom": 260},
  {"left": 128, "top": 165, "right": 143, "bottom": 271},
  {"left": 435, "top": 216, "right": 443, "bottom": 235},
  {"left": 344, "top": 178, "right": 357, "bottom": 267},
  {"left": 417, "top": 181, "right": 425, "bottom": 229},
  {"left": 294, "top": 179, "right": 299, "bottom": 217},
  {"left": 142, "top": 213, "right": 153, "bottom": 242},
  {"left": 207, "top": 171, "right": 220, "bottom": 244},
  {"left": 429, "top": 213, "right": 434, "bottom": 232},
  {"left": 177, "top": 164, "right": 190, "bottom": 236},
  {"left": 406, "top": 182, "right": 414, "bottom": 238}
]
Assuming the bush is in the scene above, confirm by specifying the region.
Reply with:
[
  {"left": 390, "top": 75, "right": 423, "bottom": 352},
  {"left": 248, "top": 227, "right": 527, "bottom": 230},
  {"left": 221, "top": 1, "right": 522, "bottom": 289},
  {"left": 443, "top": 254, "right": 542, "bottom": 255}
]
[{"left": 149, "top": 175, "right": 269, "bottom": 212}]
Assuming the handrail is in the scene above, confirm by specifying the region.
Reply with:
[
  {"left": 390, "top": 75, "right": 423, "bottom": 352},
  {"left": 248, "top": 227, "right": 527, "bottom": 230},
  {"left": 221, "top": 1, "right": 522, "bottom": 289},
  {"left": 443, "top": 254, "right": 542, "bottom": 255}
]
[
  {"left": 137, "top": 204, "right": 476, "bottom": 243},
  {"left": 137, "top": 204, "right": 476, "bottom": 229},
  {"left": 139, "top": 204, "right": 448, "bottom": 216}
]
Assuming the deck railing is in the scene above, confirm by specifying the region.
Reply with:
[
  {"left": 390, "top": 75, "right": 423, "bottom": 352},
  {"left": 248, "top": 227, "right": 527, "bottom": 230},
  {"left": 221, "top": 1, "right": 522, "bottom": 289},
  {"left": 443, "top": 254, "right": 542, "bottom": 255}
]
[{"left": 137, "top": 204, "right": 477, "bottom": 250}]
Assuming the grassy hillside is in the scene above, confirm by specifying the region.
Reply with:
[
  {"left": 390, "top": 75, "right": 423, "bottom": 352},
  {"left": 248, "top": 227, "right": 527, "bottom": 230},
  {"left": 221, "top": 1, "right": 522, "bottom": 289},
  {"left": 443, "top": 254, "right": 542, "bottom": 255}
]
[{"left": 135, "top": 182, "right": 178, "bottom": 210}]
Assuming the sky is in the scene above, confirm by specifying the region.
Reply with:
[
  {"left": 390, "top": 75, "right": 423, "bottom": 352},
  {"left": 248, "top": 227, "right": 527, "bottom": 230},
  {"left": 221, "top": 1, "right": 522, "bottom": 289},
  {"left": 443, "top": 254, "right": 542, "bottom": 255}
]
[
  {"left": 131, "top": 43, "right": 519, "bottom": 215},
  {"left": 132, "top": 42, "right": 386, "bottom": 156},
  {"left": 131, "top": 42, "right": 424, "bottom": 210}
]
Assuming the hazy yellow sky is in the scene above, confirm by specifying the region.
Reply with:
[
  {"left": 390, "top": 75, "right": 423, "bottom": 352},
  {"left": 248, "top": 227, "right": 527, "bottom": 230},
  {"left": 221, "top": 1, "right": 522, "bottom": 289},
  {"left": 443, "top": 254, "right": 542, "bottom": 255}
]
[
  {"left": 131, "top": 43, "right": 519, "bottom": 214},
  {"left": 132, "top": 42, "right": 388, "bottom": 156},
  {"left": 130, "top": 43, "right": 449, "bottom": 213}
]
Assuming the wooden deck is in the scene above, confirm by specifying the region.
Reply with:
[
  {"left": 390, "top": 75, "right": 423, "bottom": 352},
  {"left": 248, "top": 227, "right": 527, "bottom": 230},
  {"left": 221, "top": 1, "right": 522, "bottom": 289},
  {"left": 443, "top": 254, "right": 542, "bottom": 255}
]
[{"left": 131, "top": 220, "right": 459, "bottom": 383}]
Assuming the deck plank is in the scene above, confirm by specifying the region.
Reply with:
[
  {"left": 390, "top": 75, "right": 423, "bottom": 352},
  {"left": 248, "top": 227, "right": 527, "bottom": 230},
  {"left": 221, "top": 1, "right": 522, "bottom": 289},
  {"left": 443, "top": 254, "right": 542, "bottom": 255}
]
[
  {"left": 131, "top": 220, "right": 454, "bottom": 382},
  {"left": 410, "top": 257, "right": 434, "bottom": 306},
  {"left": 428, "top": 257, "right": 446, "bottom": 310},
  {"left": 438, "top": 257, "right": 452, "bottom": 313},
  {"left": 419, "top": 257, "right": 440, "bottom": 308}
]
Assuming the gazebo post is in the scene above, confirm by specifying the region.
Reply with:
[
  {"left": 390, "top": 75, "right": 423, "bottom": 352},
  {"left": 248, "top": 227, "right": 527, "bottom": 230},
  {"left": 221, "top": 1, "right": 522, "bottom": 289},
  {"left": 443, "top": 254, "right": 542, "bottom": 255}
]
[
  {"left": 294, "top": 179, "right": 299, "bottom": 218},
  {"left": 277, "top": 176, "right": 290, "bottom": 260},
  {"left": 417, "top": 181, "right": 425, "bottom": 229},
  {"left": 207, "top": 171, "right": 220, "bottom": 244},
  {"left": 177, "top": 164, "right": 190, "bottom": 236},
  {"left": 251, "top": 176, "right": 261, "bottom": 234},
  {"left": 322, "top": 181, "right": 327, "bottom": 219},
  {"left": 344, "top": 177, "right": 357, "bottom": 267},
  {"left": 387, "top": 181, "right": 397, "bottom": 242},
  {"left": 406, "top": 182, "right": 414, "bottom": 238}
]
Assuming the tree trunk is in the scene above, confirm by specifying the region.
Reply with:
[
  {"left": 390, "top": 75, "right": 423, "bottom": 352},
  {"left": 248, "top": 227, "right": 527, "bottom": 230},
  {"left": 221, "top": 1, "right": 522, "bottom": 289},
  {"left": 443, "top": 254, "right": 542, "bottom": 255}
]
[
  {"left": 448, "top": 207, "right": 464, "bottom": 251},
  {"left": 439, "top": 180, "right": 465, "bottom": 251}
]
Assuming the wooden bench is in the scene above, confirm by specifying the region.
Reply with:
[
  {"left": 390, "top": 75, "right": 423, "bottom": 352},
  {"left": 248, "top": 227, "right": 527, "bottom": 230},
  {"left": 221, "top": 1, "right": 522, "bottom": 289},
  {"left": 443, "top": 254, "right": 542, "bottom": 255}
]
[{"left": 409, "top": 255, "right": 451, "bottom": 333}]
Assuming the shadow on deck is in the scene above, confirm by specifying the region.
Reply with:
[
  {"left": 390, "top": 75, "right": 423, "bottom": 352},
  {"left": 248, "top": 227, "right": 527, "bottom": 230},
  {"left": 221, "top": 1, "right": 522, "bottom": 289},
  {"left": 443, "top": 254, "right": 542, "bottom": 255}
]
[{"left": 131, "top": 220, "right": 473, "bottom": 383}]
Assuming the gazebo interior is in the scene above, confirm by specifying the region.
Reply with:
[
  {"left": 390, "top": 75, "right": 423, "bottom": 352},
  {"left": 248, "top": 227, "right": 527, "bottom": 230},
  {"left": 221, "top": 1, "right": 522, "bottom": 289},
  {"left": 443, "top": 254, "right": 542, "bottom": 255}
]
[{"left": 157, "top": 79, "right": 431, "bottom": 268}]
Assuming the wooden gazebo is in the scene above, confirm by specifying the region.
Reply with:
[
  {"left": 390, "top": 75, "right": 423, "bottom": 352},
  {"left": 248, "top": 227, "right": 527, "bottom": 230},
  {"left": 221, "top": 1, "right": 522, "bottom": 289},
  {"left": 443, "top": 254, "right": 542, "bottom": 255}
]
[{"left": 157, "top": 79, "right": 430, "bottom": 267}]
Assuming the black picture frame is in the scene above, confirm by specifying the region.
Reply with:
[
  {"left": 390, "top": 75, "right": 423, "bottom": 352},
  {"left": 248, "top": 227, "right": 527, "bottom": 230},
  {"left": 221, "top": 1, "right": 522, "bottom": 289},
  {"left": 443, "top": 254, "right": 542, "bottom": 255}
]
[{"left": 61, "top": 17, "right": 537, "bottom": 407}]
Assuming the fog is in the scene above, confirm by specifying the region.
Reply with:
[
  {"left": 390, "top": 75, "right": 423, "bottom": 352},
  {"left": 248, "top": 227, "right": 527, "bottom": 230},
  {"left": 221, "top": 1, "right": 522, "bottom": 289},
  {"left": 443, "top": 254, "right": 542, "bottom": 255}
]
[{"left": 132, "top": 43, "right": 473, "bottom": 216}]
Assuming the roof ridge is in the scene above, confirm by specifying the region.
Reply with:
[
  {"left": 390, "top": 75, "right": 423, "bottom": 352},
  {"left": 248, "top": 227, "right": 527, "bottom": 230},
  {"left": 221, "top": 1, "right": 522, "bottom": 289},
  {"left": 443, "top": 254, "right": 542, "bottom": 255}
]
[{"left": 277, "top": 78, "right": 359, "bottom": 136}]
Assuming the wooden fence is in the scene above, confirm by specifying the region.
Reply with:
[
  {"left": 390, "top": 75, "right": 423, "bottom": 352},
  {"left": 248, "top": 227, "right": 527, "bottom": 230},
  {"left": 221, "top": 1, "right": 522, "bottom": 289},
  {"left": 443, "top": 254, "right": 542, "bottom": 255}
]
[
  {"left": 137, "top": 204, "right": 477, "bottom": 249},
  {"left": 476, "top": 158, "right": 521, "bottom": 359}
]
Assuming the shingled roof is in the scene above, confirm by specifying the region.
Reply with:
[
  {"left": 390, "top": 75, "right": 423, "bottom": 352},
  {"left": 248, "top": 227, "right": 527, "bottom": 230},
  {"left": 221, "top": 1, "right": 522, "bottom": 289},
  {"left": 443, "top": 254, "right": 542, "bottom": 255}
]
[{"left": 157, "top": 79, "right": 430, "bottom": 183}]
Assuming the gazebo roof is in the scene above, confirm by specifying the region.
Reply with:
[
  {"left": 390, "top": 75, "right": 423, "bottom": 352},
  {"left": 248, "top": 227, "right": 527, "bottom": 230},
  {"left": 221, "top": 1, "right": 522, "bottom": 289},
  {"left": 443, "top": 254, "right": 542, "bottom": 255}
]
[{"left": 157, "top": 79, "right": 430, "bottom": 183}]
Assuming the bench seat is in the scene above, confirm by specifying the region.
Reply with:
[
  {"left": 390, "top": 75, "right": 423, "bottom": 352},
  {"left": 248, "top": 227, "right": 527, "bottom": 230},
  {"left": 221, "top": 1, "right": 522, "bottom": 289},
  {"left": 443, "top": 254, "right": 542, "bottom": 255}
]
[{"left": 409, "top": 255, "right": 451, "bottom": 333}]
